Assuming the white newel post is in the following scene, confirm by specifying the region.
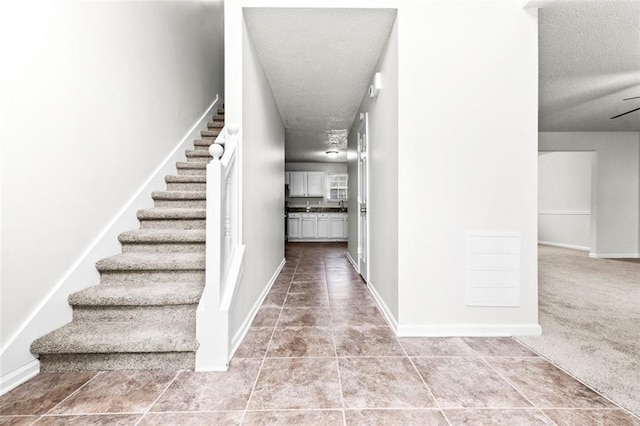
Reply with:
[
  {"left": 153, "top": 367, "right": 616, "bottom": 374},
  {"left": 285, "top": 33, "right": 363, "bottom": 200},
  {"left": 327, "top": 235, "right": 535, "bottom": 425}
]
[
  {"left": 195, "top": 133, "right": 228, "bottom": 371},
  {"left": 195, "top": 124, "right": 241, "bottom": 372}
]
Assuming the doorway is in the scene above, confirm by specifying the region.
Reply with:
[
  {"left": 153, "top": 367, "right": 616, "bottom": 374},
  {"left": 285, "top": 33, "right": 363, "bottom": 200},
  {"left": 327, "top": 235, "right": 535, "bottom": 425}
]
[{"left": 357, "top": 113, "right": 369, "bottom": 282}]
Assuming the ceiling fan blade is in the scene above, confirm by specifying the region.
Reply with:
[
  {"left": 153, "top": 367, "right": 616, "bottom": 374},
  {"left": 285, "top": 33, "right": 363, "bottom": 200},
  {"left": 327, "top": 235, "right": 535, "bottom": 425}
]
[
  {"left": 623, "top": 96, "right": 640, "bottom": 101},
  {"left": 610, "top": 107, "right": 640, "bottom": 119}
]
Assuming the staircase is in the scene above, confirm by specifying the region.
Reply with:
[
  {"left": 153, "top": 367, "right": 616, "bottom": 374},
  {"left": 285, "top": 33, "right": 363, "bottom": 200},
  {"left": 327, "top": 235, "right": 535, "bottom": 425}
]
[{"left": 30, "top": 108, "right": 225, "bottom": 372}]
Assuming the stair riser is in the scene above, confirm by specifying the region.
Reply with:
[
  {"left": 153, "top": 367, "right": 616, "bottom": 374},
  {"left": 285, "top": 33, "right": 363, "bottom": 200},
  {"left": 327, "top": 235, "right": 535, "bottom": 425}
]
[
  {"left": 166, "top": 182, "right": 207, "bottom": 191},
  {"left": 193, "top": 145, "right": 211, "bottom": 151},
  {"left": 186, "top": 156, "right": 212, "bottom": 163},
  {"left": 100, "top": 271, "right": 204, "bottom": 285},
  {"left": 73, "top": 305, "right": 197, "bottom": 323},
  {"left": 177, "top": 168, "right": 206, "bottom": 176},
  {"left": 154, "top": 199, "right": 206, "bottom": 209},
  {"left": 207, "top": 123, "right": 224, "bottom": 130},
  {"left": 38, "top": 352, "right": 195, "bottom": 372},
  {"left": 121, "top": 242, "right": 205, "bottom": 254},
  {"left": 139, "top": 219, "right": 206, "bottom": 230},
  {"left": 201, "top": 131, "right": 220, "bottom": 138}
]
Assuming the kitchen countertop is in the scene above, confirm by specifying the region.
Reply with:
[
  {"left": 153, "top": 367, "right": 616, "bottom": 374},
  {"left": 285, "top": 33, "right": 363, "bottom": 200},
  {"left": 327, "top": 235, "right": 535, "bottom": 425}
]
[{"left": 288, "top": 207, "right": 348, "bottom": 213}]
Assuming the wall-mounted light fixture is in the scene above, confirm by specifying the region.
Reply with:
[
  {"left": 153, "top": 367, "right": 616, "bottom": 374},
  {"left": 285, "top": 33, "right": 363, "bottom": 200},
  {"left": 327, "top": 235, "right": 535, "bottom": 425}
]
[
  {"left": 326, "top": 150, "right": 339, "bottom": 159},
  {"left": 368, "top": 72, "right": 382, "bottom": 98}
]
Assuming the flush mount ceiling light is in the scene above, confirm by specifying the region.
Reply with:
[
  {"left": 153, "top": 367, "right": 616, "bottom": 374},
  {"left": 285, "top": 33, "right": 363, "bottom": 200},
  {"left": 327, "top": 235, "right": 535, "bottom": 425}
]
[{"left": 326, "top": 150, "right": 339, "bottom": 159}]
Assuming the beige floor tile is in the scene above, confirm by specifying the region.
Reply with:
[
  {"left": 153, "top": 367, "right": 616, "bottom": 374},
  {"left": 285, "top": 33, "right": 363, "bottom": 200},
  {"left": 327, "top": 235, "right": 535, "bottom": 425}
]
[
  {"left": 339, "top": 357, "right": 436, "bottom": 409},
  {"left": 412, "top": 357, "right": 531, "bottom": 408},
  {"left": 335, "top": 327, "right": 404, "bottom": 357},
  {"left": 0, "top": 373, "right": 95, "bottom": 416},
  {"left": 267, "top": 327, "right": 335, "bottom": 357},
  {"left": 243, "top": 409, "right": 344, "bottom": 425},
  {"left": 399, "top": 337, "right": 478, "bottom": 357},
  {"left": 248, "top": 358, "right": 342, "bottom": 410},
  {"left": 542, "top": 409, "right": 640, "bottom": 426},
  {"left": 488, "top": 357, "right": 616, "bottom": 408},
  {"left": 151, "top": 359, "right": 261, "bottom": 411},
  {"left": 344, "top": 409, "right": 448, "bottom": 426},
  {"left": 462, "top": 337, "right": 538, "bottom": 357},
  {"left": 278, "top": 307, "right": 332, "bottom": 327},
  {"left": 50, "top": 371, "right": 176, "bottom": 415},
  {"left": 444, "top": 409, "right": 554, "bottom": 425},
  {"left": 34, "top": 414, "right": 141, "bottom": 425},
  {"left": 139, "top": 411, "right": 243, "bottom": 425},
  {"left": 234, "top": 327, "right": 274, "bottom": 359}
]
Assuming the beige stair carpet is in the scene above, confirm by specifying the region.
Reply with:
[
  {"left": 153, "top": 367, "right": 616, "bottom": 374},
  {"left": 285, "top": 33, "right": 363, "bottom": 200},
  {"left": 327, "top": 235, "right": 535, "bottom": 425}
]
[{"left": 30, "top": 108, "right": 225, "bottom": 372}]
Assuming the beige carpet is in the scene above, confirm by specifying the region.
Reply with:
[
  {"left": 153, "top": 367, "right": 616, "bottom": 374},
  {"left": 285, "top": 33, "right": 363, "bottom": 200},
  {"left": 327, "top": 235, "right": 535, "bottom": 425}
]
[{"left": 517, "top": 245, "right": 640, "bottom": 415}]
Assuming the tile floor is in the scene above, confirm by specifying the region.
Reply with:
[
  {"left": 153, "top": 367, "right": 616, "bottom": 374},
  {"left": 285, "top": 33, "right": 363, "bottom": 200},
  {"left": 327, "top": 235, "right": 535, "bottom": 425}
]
[{"left": 1, "top": 242, "right": 639, "bottom": 425}]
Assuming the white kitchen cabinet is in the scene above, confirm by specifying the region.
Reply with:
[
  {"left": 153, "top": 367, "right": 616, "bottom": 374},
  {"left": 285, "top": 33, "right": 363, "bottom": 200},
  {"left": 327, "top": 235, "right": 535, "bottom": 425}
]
[
  {"left": 289, "top": 172, "right": 306, "bottom": 197},
  {"left": 287, "top": 172, "right": 324, "bottom": 197},
  {"left": 330, "top": 213, "right": 348, "bottom": 239},
  {"left": 306, "top": 172, "right": 325, "bottom": 196},
  {"left": 317, "top": 213, "right": 330, "bottom": 238},
  {"left": 288, "top": 213, "right": 301, "bottom": 239},
  {"left": 301, "top": 213, "right": 317, "bottom": 238}
]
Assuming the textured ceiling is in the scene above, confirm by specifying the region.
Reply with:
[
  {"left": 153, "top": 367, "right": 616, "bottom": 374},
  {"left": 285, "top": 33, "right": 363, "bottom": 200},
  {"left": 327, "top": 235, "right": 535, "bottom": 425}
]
[
  {"left": 539, "top": 2, "right": 640, "bottom": 131},
  {"left": 243, "top": 8, "right": 396, "bottom": 162}
]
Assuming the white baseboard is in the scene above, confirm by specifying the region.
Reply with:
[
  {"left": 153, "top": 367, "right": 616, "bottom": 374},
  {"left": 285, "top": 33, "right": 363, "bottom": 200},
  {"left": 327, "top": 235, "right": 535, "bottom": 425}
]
[
  {"left": 0, "top": 96, "right": 221, "bottom": 393},
  {"left": 397, "top": 323, "right": 542, "bottom": 337},
  {"left": 0, "top": 360, "right": 39, "bottom": 396},
  {"left": 589, "top": 252, "right": 640, "bottom": 259},
  {"left": 538, "top": 241, "right": 590, "bottom": 251},
  {"left": 366, "top": 281, "right": 398, "bottom": 333},
  {"left": 346, "top": 251, "right": 358, "bottom": 271},
  {"left": 229, "top": 258, "right": 286, "bottom": 358}
]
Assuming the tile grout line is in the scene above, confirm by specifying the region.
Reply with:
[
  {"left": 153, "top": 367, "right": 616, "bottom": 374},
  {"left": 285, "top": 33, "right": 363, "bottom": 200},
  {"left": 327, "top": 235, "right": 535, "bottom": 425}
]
[
  {"left": 324, "top": 255, "right": 347, "bottom": 426},
  {"left": 240, "top": 255, "right": 298, "bottom": 424},
  {"left": 40, "top": 371, "right": 104, "bottom": 418},
  {"left": 470, "top": 349, "right": 559, "bottom": 425},
  {"left": 132, "top": 370, "right": 182, "bottom": 426},
  {"left": 396, "top": 339, "right": 454, "bottom": 426}
]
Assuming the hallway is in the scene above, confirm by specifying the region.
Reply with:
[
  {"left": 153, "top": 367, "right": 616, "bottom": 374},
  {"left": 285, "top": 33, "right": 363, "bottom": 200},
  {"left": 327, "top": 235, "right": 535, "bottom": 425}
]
[{"left": 0, "top": 243, "right": 636, "bottom": 425}]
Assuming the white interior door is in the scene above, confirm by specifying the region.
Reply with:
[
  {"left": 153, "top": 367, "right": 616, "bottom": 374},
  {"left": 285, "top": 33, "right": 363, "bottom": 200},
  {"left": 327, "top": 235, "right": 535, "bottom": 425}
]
[{"left": 358, "top": 113, "right": 369, "bottom": 282}]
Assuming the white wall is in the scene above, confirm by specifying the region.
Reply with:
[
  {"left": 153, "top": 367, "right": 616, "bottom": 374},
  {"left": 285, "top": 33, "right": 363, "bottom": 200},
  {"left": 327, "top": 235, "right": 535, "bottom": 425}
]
[
  {"left": 539, "top": 132, "right": 640, "bottom": 257},
  {"left": 225, "top": 0, "right": 540, "bottom": 337},
  {"left": 0, "top": 1, "right": 224, "bottom": 384},
  {"left": 348, "top": 16, "right": 399, "bottom": 324},
  {"left": 538, "top": 151, "right": 594, "bottom": 250},
  {"left": 229, "top": 17, "right": 285, "bottom": 337},
  {"left": 397, "top": 1, "right": 540, "bottom": 335}
]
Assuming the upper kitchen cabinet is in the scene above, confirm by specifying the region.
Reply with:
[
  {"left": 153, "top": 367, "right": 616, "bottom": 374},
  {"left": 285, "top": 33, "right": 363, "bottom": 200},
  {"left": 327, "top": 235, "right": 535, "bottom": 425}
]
[{"left": 289, "top": 171, "right": 324, "bottom": 197}]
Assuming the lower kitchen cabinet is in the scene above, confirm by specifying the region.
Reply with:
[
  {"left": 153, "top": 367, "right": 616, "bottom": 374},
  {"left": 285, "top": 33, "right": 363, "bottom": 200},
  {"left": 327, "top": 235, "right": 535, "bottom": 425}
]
[
  {"left": 301, "top": 213, "right": 317, "bottom": 238},
  {"left": 317, "top": 213, "right": 330, "bottom": 238},
  {"left": 288, "top": 213, "right": 301, "bottom": 239},
  {"left": 288, "top": 212, "right": 347, "bottom": 241}
]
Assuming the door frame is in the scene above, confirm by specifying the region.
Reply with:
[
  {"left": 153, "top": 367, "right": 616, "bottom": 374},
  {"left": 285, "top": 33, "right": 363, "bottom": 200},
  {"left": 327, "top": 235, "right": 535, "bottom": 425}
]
[{"left": 357, "top": 112, "right": 370, "bottom": 282}]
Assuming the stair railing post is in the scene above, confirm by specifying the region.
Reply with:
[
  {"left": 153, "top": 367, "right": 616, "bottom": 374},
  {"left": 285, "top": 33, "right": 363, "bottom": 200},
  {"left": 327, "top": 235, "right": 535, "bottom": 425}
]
[{"left": 204, "top": 140, "right": 225, "bottom": 309}]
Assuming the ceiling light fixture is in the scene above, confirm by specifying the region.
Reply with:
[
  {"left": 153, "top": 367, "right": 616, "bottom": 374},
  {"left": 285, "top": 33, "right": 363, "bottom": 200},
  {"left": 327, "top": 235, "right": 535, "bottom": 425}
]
[{"left": 326, "top": 150, "right": 339, "bottom": 159}]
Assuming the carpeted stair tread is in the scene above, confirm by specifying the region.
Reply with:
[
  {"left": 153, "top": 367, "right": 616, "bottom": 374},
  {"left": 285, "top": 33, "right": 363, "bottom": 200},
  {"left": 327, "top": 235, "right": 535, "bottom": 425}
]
[
  {"left": 96, "top": 253, "right": 205, "bottom": 272},
  {"left": 185, "top": 150, "right": 213, "bottom": 158},
  {"left": 69, "top": 282, "right": 203, "bottom": 306},
  {"left": 151, "top": 191, "right": 206, "bottom": 200},
  {"left": 137, "top": 208, "right": 206, "bottom": 220},
  {"left": 176, "top": 161, "right": 207, "bottom": 169},
  {"left": 207, "top": 121, "right": 224, "bottom": 129},
  {"left": 193, "top": 139, "right": 215, "bottom": 148},
  {"left": 200, "top": 130, "right": 220, "bottom": 138},
  {"left": 165, "top": 175, "right": 207, "bottom": 184},
  {"left": 118, "top": 229, "right": 205, "bottom": 244},
  {"left": 30, "top": 321, "right": 197, "bottom": 354}
]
